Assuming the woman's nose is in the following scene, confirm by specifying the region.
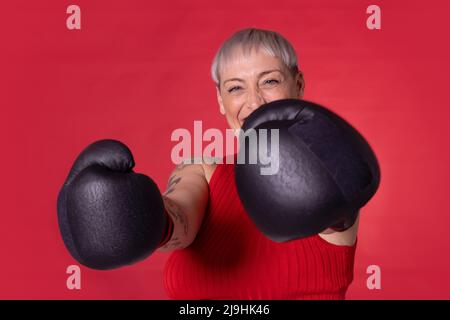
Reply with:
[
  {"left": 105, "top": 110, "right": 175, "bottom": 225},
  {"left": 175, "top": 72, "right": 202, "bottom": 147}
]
[{"left": 246, "top": 89, "right": 265, "bottom": 112}]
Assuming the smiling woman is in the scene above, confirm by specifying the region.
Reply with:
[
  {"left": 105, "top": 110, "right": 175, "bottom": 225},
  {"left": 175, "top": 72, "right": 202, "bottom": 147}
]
[
  {"left": 162, "top": 28, "right": 364, "bottom": 300},
  {"left": 211, "top": 29, "right": 305, "bottom": 129}
]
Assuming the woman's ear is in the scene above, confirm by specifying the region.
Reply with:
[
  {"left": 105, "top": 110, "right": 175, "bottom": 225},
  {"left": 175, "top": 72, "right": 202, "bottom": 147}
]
[
  {"left": 216, "top": 86, "right": 226, "bottom": 115},
  {"left": 296, "top": 71, "right": 305, "bottom": 98}
]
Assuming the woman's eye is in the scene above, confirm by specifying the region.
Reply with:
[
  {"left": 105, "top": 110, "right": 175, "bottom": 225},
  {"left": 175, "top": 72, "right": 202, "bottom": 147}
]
[
  {"left": 263, "top": 79, "right": 279, "bottom": 85},
  {"left": 228, "top": 86, "right": 241, "bottom": 93}
]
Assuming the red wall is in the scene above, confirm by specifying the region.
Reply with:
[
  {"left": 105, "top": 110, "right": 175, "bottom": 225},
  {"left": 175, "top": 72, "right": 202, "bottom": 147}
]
[{"left": 1, "top": 0, "right": 449, "bottom": 299}]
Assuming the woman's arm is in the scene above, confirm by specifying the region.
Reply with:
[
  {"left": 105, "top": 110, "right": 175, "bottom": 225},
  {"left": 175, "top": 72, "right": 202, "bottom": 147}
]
[
  {"left": 157, "top": 162, "right": 210, "bottom": 252},
  {"left": 318, "top": 214, "right": 360, "bottom": 246}
]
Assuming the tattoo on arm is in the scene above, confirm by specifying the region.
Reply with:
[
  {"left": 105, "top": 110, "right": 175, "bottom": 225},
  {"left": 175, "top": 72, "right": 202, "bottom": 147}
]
[
  {"left": 161, "top": 237, "right": 182, "bottom": 250},
  {"left": 163, "top": 162, "right": 192, "bottom": 195},
  {"left": 160, "top": 196, "right": 189, "bottom": 250},
  {"left": 160, "top": 161, "right": 199, "bottom": 249},
  {"left": 165, "top": 175, "right": 181, "bottom": 195}
]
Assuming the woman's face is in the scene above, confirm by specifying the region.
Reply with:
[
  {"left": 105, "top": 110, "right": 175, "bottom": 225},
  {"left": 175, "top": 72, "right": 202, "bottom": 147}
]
[{"left": 216, "top": 48, "right": 305, "bottom": 130}]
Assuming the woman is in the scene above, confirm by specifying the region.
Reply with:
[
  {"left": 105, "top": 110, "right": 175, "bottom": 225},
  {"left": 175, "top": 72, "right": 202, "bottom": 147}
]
[{"left": 160, "top": 28, "right": 359, "bottom": 300}]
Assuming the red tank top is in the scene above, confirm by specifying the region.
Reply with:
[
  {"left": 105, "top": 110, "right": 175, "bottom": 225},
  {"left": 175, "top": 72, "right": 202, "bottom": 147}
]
[{"left": 163, "top": 161, "right": 357, "bottom": 300}]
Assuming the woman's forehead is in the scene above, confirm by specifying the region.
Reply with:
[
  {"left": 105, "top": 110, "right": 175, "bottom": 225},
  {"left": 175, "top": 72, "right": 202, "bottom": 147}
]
[
  {"left": 223, "top": 45, "right": 280, "bottom": 65},
  {"left": 219, "top": 47, "right": 285, "bottom": 77}
]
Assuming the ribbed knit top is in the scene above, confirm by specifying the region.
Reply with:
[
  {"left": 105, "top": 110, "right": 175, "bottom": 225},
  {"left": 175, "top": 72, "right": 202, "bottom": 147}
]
[{"left": 163, "top": 161, "right": 357, "bottom": 300}]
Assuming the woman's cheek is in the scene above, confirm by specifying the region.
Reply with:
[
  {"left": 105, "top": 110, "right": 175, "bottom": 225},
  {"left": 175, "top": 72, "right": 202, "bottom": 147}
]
[
  {"left": 264, "top": 88, "right": 287, "bottom": 101},
  {"left": 227, "top": 96, "right": 244, "bottom": 115}
]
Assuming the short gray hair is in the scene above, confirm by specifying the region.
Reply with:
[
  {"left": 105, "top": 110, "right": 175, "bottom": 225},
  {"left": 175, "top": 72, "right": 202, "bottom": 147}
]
[{"left": 211, "top": 28, "right": 299, "bottom": 86}]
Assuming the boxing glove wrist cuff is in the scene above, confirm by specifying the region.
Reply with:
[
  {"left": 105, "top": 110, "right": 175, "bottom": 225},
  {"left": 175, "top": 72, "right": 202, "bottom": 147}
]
[{"left": 158, "top": 209, "right": 174, "bottom": 247}]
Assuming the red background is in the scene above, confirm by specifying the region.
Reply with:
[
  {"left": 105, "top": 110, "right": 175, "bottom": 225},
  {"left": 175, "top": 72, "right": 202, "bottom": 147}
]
[{"left": 1, "top": 0, "right": 449, "bottom": 299}]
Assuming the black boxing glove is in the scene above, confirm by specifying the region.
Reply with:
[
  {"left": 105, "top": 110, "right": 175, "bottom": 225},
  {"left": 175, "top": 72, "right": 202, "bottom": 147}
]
[
  {"left": 235, "top": 99, "right": 380, "bottom": 242},
  {"left": 57, "top": 140, "right": 173, "bottom": 270}
]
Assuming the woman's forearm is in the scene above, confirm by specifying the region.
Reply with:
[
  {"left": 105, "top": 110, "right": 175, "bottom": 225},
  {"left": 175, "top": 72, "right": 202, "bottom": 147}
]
[{"left": 158, "top": 163, "right": 209, "bottom": 252}]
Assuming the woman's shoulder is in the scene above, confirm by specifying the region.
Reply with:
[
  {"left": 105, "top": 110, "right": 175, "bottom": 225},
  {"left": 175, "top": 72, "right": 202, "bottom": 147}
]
[
  {"left": 201, "top": 155, "right": 236, "bottom": 183},
  {"left": 202, "top": 162, "right": 217, "bottom": 183}
]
